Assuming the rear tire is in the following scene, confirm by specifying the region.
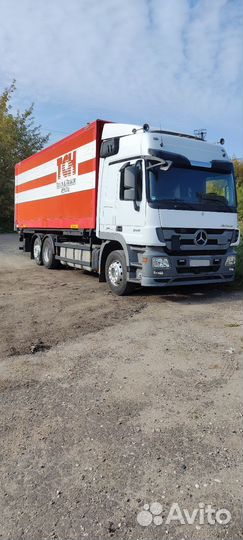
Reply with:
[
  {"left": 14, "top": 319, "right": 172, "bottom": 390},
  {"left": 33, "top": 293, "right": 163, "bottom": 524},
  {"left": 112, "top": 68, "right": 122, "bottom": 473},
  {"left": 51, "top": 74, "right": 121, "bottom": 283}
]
[
  {"left": 33, "top": 236, "right": 43, "bottom": 266},
  {"left": 105, "top": 250, "right": 135, "bottom": 296},
  {"left": 42, "top": 237, "right": 60, "bottom": 269}
]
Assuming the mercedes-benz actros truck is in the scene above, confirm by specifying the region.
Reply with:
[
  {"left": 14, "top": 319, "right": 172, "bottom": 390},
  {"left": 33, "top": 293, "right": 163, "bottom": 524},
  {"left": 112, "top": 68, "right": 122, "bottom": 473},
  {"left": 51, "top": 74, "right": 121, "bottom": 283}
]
[{"left": 15, "top": 120, "right": 239, "bottom": 295}]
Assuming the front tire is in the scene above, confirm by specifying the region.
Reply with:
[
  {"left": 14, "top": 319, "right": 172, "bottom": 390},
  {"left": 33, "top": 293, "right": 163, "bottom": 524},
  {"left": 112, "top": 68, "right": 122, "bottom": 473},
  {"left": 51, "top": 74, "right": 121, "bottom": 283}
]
[
  {"left": 105, "top": 250, "right": 135, "bottom": 296},
  {"left": 42, "top": 237, "right": 60, "bottom": 269}
]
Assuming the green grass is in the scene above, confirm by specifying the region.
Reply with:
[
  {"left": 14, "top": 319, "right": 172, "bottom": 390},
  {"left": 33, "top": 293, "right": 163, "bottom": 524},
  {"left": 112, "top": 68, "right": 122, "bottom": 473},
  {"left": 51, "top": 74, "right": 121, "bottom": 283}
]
[{"left": 235, "top": 235, "right": 243, "bottom": 289}]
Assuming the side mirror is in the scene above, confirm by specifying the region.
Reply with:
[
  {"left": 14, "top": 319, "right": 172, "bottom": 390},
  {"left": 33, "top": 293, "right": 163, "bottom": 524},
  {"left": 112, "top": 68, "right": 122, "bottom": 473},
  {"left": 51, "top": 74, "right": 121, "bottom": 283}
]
[{"left": 123, "top": 165, "right": 138, "bottom": 201}]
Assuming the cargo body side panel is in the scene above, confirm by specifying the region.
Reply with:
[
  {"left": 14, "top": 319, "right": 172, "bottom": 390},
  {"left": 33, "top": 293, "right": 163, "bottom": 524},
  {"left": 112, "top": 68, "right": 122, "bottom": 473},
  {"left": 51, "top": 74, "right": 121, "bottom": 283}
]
[{"left": 15, "top": 120, "right": 105, "bottom": 230}]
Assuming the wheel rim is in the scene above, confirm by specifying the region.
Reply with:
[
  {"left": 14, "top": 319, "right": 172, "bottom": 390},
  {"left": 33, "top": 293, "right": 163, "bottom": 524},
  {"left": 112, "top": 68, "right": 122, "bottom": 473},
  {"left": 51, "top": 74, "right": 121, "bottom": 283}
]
[
  {"left": 43, "top": 243, "right": 51, "bottom": 265},
  {"left": 34, "top": 240, "right": 41, "bottom": 260},
  {"left": 108, "top": 260, "right": 123, "bottom": 287}
]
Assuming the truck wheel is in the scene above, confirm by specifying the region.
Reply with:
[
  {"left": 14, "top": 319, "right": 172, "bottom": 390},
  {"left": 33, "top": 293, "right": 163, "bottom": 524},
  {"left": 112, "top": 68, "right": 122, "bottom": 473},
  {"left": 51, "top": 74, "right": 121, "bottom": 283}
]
[
  {"left": 42, "top": 237, "right": 59, "bottom": 269},
  {"left": 33, "top": 236, "right": 43, "bottom": 266},
  {"left": 105, "top": 250, "right": 135, "bottom": 296}
]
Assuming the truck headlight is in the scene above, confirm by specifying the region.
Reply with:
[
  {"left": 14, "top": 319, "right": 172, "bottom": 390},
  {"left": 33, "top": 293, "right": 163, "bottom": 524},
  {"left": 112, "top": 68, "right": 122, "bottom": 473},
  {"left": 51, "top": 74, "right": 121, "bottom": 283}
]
[
  {"left": 225, "top": 255, "right": 236, "bottom": 267},
  {"left": 152, "top": 256, "right": 170, "bottom": 269},
  {"left": 230, "top": 229, "right": 240, "bottom": 245}
]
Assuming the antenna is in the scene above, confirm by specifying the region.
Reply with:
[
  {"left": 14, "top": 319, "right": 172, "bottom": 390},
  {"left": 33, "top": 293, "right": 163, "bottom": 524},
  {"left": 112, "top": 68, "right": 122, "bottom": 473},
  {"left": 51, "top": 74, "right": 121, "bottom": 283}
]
[{"left": 194, "top": 128, "right": 207, "bottom": 141}]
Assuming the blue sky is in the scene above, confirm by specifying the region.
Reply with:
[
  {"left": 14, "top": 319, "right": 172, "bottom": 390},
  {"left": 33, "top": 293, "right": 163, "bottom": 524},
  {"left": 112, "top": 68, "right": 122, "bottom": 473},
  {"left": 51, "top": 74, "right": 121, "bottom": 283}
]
[{"left": 0, "top": 0, "right": 242, "bottom": 157}]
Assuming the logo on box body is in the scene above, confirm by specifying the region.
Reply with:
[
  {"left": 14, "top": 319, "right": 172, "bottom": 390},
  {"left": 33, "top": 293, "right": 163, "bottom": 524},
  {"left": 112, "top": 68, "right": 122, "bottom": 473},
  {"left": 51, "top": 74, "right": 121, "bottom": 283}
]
[{"left": 56, "top": 151, "right": 77, "bottom": 193}]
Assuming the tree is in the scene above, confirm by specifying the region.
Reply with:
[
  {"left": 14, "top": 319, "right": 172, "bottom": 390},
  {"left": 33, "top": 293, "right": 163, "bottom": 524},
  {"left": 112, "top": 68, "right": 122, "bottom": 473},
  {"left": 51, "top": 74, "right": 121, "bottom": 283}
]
[
  {"left": 233, "top": 159, "right": 243, "bottom": 186},
  {"left": 233, "top": 159, "right": 243, "bottom": 222},
  {"left": 0, "top": 81, "right": 49, "bottom": 231}
]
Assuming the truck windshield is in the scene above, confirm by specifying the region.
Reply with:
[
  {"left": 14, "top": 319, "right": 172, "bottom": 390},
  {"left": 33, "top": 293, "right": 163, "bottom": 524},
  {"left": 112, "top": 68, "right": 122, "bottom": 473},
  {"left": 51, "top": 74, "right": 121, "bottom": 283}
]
[{"left": 147, "top": 162, "right": 237, "bottom": 212}]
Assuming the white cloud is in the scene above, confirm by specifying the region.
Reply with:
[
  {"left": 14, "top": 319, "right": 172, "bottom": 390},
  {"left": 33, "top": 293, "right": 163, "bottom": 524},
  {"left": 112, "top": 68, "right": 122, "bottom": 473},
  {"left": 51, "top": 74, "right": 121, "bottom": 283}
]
[{"left": 0, "top": 0, "right": 242, "bottom": 153}]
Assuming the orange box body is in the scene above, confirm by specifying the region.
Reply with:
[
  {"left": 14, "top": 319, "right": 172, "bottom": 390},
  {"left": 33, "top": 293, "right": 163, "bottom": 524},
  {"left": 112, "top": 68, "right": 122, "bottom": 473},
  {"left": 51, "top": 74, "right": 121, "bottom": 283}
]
[{"left": 15, "top": 120, "right": 106, "bottom": 230}]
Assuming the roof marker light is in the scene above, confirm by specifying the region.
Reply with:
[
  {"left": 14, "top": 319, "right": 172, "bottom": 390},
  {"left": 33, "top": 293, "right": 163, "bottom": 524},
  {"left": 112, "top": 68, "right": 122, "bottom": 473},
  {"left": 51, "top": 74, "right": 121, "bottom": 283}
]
[
  {"left": 132, "top": 123, "right": 150, "bottom": 134},
  {"left": 143, "top": 123, "right": 150, "bottom": 132}
]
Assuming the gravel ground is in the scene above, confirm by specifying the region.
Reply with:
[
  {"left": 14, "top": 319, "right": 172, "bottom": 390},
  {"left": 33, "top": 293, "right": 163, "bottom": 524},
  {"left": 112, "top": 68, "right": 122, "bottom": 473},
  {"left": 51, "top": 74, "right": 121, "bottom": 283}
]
[{"left": 0, "top": 233, "right": 242, "bottom": 540}]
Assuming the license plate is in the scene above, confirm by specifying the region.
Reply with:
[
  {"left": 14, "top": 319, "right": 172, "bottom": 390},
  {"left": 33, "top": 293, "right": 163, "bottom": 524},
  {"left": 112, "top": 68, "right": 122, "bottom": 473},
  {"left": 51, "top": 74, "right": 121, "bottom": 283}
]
[{"left": 189, "top": 259, "right": 210, "bottom": 267}]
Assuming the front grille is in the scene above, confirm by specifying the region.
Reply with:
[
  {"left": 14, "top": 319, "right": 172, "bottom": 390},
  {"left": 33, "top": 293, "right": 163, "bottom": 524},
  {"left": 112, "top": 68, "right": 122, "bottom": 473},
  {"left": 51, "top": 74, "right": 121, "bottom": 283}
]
[
  {"left": 163, "top": 228, "right": 233, "bottom": 254},
  {"left": 173, "top": 228, "right": 228, "bottom": 235},
  {"left": 180, "top": 239, "right": 216, "bottom": 246}
]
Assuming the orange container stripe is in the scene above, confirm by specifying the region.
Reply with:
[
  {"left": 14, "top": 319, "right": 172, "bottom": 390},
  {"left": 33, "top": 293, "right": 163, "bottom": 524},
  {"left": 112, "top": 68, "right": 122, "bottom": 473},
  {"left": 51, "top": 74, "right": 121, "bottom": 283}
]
[
  {"left": 15, "top": 172, "right": 56, "bottom": 193},
  {"left": 78, "top": 158, "right": 96, "bottom": 175}
]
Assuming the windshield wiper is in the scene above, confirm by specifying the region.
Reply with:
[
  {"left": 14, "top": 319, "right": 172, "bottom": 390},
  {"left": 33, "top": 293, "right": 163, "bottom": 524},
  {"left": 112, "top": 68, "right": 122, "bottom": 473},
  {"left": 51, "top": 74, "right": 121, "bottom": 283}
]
[
  {"left": 198, "top": 193, "right": 229, "bottom": 206},
  {"left": 162, "top": 199, "right": 195, "bottom": 210},
  {"left": 196, "top": 193, "right": 235, "bottom": 212}
]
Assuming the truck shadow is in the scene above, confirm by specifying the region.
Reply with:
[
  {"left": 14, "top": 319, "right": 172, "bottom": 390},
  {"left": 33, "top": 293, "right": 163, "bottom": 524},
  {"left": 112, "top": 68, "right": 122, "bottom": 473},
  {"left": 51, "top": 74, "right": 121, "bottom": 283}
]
[{"left": 132, "top": 283, "right": 243, "bottom": 305}]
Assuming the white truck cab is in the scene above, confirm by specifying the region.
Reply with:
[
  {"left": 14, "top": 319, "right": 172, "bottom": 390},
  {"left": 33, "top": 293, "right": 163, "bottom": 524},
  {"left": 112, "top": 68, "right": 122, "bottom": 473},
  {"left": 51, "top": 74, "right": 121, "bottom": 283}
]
[{"left": 97, "top": 123, "right": 239, "bottom": 293}]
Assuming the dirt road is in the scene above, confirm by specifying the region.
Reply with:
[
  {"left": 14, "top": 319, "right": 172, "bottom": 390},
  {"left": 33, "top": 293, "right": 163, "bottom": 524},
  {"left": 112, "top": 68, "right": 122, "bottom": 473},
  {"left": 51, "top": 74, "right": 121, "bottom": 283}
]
[{"left": 0, "top": 233, "right": 242, "bottom": 539}]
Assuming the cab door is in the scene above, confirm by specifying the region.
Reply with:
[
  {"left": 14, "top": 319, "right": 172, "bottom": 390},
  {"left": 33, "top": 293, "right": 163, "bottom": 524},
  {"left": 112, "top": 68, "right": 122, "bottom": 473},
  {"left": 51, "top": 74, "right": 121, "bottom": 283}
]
[
  {"left": 98, "top": 157, "right": 118, "bottom": 234},
  {"left": 114, "top": 159, "right": 146, "bottom": 244}
]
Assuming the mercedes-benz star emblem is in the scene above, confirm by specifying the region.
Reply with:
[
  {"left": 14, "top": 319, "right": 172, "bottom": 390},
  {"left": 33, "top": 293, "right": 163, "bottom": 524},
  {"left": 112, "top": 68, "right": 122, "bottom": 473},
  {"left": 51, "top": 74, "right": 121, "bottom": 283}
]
[{"left": 194, "top": 229, "right": 208, "bottom": 246}]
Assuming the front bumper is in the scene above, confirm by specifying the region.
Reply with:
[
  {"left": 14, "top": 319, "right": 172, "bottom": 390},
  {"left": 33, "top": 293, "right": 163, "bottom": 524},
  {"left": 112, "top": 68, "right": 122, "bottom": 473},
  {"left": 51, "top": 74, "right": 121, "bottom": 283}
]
[{"left": 141, "top": 248, "right": 236, "bottom": 287}]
